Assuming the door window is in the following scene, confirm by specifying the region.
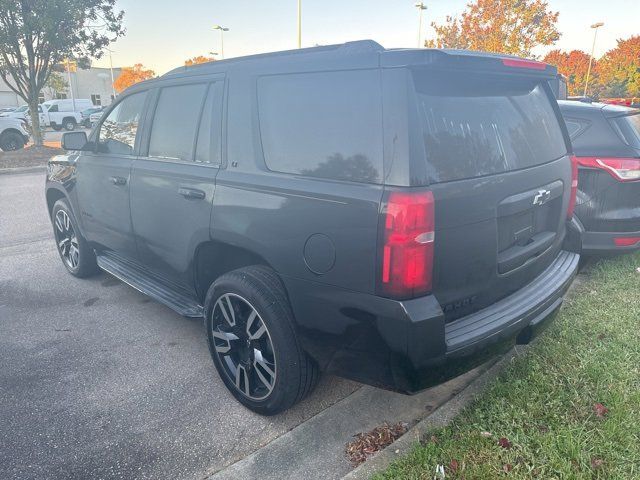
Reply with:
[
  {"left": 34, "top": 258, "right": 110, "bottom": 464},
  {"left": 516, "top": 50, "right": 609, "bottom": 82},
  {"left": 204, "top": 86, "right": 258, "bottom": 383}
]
[
  {"left": 195, "top": 83, "right": 223, "bottom": 164},
  {"left": 97, "top": 91, "right": 147, "bottom": 155},
  {"left": 148, "top": 83, "right": 208, "bottom": 161}
]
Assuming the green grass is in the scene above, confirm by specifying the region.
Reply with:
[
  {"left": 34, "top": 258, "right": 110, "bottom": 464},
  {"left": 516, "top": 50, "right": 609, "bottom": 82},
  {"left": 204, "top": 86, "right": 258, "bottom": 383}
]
[{"left": 376, "top": 253, "right": 640, "bottom": 480}]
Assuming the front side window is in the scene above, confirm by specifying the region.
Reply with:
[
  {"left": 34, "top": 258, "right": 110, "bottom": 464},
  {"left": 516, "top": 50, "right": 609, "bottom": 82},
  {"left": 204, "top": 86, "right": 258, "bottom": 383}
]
[
  {"left": 148, "top": 83, "right": 208, "bottom": 161},
  {"left": 97, "top": 91, "right": 147, "bottom": 156},
  {"left": 257, "top": 70, "right": 383, "bottom": 184}
]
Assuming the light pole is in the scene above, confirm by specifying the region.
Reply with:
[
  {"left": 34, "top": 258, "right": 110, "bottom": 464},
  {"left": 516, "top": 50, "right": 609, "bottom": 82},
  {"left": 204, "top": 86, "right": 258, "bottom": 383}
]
[
  {"left": 297, "top": 0, "right": 302, "bottom": 48},
  {"left": 106, "top": 48, "right": 116, "bottom": 101},
  {"left": 583, "top": 22, "right": 604, "bottom": 98},
  {"left": 213, "top": 25, "right": 229, "bottom": 59},
  {"left": 415, "top": 2, "right": 427, "bottom": 48}
]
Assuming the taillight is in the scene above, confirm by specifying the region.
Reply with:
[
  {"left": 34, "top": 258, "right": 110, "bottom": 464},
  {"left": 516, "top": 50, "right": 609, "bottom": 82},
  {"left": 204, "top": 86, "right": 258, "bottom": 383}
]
[
  {"left": 567, "top": 155, "right": 578, "bottom": 220},
  {"left": 614, "top": 237, "right": 640, "bottom": 247},
  {"left": 378, "top": 190, "right": 435, "bottom": 299},
  {"left": 575, "top": 156, "right": 640, "bottom": 182}
]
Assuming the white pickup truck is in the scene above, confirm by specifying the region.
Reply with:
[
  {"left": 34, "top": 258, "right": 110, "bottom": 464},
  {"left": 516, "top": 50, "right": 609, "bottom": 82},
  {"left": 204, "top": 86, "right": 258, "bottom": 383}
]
[
  {"left": 0, "top": 116, "right": 30, "bottom": 151},
  {"left": 39, "top": 99, "right": 94, "bottom": 131}
]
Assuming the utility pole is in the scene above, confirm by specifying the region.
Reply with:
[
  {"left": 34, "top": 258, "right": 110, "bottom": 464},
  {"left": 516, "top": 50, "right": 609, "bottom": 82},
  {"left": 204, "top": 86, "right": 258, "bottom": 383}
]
[
  {"left": 66, "top": 58, "right": 76, "bottom": 111},
  {"left": 297, "top": 0, "right": 302, "bottom": 48},
  {"left": 213, "top": 25, "right": 229, "bottom": 59},
  {"left": 584, "top": 22, "right": 604, "bottom": 98},
  {"left": 108, "top": 48, "right": 116, "bottom": 101},
  {"left": 415, "top": 2, "right": 427, "bottom": 48}
]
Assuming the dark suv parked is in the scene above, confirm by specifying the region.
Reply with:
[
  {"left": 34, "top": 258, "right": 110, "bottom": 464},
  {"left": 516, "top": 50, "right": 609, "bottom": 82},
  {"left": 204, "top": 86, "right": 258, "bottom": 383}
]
[
  {"left": 46, "top": 41, "right": 580, "bottom": 415},
  {"left": 559, "top": 101, "right": 640, "bottom": 253}
]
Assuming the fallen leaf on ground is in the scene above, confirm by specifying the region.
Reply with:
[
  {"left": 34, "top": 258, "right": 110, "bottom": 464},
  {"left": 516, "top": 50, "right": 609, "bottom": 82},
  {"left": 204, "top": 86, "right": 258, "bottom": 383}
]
[
  {"left": 593, "top": 402, "right": 609, "bottom": 417},
  {"left": 498, "top": 437, "right": 512, "bottom": 449},
  {"left": 591, "top": 458, "right": 604, "bottom": 469},
  {"left": 345, "top": 422, "right": 408, "bottom": 466},
  {"left": 503, "top": 463, "right": 513, "bottom": 473},
  {"left": 449, "top": 459, "right": 459, "bottom": 472}
]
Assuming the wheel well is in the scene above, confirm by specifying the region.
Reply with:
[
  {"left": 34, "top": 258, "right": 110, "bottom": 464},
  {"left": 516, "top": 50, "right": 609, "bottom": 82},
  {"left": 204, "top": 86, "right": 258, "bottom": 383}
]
[
  {"left": 62, "top": 116, "right": 76, "bottom": 123},
  {"left": 194, "top": 241, "right": 271, "bottom": 302},
  {"left": 0, "top": 128, "right": 23, "bottom": 139},
  {"left": 46, "top": 189, "right": 66, "bottom": 216}
]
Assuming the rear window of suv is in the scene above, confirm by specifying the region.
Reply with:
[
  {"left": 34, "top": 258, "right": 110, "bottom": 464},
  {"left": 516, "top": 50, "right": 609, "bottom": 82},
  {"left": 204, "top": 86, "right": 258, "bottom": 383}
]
[
  {"left": 413, "top": 71, "right": 567, "bottom": 183},
  {"left": 609, "top": 112, "right": 640, "bottom": 150}
]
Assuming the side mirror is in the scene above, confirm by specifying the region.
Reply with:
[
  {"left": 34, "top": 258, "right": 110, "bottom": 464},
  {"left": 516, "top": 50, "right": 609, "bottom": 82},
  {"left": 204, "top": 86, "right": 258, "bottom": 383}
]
[{"left": 62, "top": 131, "right": 88, "bottom": 151}]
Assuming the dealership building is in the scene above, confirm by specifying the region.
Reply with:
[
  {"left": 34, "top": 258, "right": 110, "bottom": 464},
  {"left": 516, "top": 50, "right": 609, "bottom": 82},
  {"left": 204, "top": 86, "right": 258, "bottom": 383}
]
[{"left": 0, "top": 66, "right": 122, "bottom": 108}]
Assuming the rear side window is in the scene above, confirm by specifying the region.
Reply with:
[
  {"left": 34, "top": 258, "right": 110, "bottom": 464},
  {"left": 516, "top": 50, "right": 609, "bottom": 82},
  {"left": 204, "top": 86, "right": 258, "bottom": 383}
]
[
  {"left": 609, "top": 113, "right": 640, "bottom": 150},
  {"left": 148, "top": 83, "right": 208, "bottom": 161},
  {"left": 257, "top": 70, "right": 383, "bottom": 184},
  {"left": 563, "top": 117, "right": 591, "bottom": 139},
  {"left": 413, "top": 71, "right": 568, "bottom": 183},
  {"left": 195, "top": 82, "right": 224, "bottom": 165}
]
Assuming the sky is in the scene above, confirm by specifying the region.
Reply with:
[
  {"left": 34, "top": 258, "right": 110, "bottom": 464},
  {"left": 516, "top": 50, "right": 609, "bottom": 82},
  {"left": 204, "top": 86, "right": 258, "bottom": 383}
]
[{"left": 92, "top": 0, "right": 640, "bottom": 75}]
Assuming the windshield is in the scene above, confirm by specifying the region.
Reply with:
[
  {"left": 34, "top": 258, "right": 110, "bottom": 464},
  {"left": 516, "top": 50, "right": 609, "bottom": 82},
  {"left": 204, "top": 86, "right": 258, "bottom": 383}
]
[
  {"left": 16, "top": 105, "right": 28, "bottom": 112},
  {"left": 609, "top": 113, "right": 640, "bottom": 150},
  {"left": 413, "top": 71, "right": 568, "bottom": 183}
]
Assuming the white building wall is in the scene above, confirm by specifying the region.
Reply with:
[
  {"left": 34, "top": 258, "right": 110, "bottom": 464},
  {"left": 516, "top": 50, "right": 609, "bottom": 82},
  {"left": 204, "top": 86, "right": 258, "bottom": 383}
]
[{"left": 0, "top": 66, "right": 122, "bottom": 108}]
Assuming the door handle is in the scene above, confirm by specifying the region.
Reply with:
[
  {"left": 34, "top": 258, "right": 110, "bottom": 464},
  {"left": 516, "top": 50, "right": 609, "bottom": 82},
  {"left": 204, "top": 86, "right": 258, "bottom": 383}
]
[
  {"left": 178, "top": 187, "right": 206, "bottom": 200},
  {"left": 110, "top": 176, "right": 127, "bottom": 186}
]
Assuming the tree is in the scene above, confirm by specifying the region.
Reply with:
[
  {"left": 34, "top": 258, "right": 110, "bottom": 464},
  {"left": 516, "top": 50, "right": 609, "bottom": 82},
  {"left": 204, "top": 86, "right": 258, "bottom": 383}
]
[
  {"left": 543, "top": 49, "right": 593, "bottom": 96},
  {"left": 185, "top": 55, "right": 215, "bottom": 66},
  {"left": 0, "top": 0, "right": 124, "bottom": 146},
  {"left": 113, "top": 63, "right": 155, "bottom": 93},
  {"left": 598, "top": 36, "right": 640, "bottom": 98},
  {"left": 426, "top": 0, "right": 560, "bottom": 58},
  {"left": 44, "top": 71, "right": 68, "bottom": 98}
]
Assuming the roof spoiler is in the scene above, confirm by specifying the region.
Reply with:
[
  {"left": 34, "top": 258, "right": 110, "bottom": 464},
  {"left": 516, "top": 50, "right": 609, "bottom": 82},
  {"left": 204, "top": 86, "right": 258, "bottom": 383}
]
[{"left": 381, "top": 49, "right": 557, "bottom": 79}]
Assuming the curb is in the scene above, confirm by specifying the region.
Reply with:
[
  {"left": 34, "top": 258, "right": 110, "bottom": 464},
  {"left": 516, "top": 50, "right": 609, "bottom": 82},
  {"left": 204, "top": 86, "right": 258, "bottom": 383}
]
[
  {"left": 0, "top": 165, "right": 46, "bottom": 175},
  {"left": 341, "top": 346, "right": 527, "bottom": 480}
]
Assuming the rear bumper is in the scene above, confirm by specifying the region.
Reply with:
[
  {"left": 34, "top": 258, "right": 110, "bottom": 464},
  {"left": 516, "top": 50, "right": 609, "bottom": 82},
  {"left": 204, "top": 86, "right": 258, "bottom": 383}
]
[
  {"left": 573, "top": 215, "right": 640, "bottom": 254},
  {"left": 282, "top": 250, "right": 579, "bottom": 393}
]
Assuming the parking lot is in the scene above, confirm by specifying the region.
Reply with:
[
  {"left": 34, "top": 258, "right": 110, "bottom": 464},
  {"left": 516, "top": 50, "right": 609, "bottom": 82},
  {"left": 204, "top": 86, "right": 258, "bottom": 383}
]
[{"left": 0, "top": 172, "right": 361, "bottom": 479}]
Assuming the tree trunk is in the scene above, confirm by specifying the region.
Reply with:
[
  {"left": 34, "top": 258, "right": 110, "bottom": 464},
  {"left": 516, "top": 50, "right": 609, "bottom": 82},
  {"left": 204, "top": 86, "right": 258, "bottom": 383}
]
[{"left": 27, "top": 98, "right": 43, "bottom": 146}]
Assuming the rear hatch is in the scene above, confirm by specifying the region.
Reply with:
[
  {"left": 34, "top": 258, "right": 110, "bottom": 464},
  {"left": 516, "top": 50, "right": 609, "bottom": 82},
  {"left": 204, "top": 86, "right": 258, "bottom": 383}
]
[{"left": 407, "top": 55, "right": 572, "bottom": 321}]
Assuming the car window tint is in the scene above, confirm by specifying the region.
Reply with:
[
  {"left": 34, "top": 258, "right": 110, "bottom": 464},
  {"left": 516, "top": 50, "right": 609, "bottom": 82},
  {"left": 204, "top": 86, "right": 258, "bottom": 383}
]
[
  {"left": 609, "top": 113, "right": 640, "bottom": 150},
  {"left": 98, "top": 91, "right": 147, "bottom": 155},
  {"left": 195, "top": 82, "right": 223, "bottom": 165},
  {"left": 257, "top": 70, "right": 383, "bottom": 184},
  {"left": 148, "top": 83, "right": 208, "bottom": 161},
  {"left": 413, "top": 71, "right": 568, "bottom": 183},
  {"left": 565, "top": 120, "right": 582, "bottom": 138}
]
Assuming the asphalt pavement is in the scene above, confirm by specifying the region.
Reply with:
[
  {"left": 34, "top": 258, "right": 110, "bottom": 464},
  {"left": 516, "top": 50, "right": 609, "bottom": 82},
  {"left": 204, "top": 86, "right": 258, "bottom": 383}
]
[
  {"left": 0, "top": 171, "right": 477, "bottom": 480},
  {"left": 0, "top": 172, "right": 360, "bottom": 479}
]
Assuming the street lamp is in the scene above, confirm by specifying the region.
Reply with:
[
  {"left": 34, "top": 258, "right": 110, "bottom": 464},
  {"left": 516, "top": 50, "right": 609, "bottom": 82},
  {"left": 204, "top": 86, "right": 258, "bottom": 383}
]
[
  {"left": 213, "top": 25, "right": 229, "bottom": 59},
  {"left": 415, "top": 2, "right": 427, "bottom": 48},
  {"left": 297, "top": 0, "right": 302, "bottom": 48},
  {"left": 583, "top": 22, "right": 604, "bottom": 97},
  {"left": 105, "top": 47, "right": 117, "bottom": 101}
]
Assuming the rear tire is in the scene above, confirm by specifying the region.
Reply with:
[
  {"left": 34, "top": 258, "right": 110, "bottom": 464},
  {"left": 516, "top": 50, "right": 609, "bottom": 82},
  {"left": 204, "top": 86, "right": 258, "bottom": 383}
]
[
  {"left": 51, "top": 123, "right": 63, "bottom": 131},
  {"left": 51, "top": 199, "right": 98, "bottom": 278},
  {"left": 63, "top": 118, "right": 76, "bottom": 131},
  {"left": 0, "top": 131, "right": 25, "bottom": 151},
  {"left": 204, "top": 265, "right": 319, "bottom": 415}
]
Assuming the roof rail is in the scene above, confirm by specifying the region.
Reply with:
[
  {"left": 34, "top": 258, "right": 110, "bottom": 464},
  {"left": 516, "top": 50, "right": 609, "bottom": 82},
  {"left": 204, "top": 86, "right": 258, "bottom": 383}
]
[{"left": 163, "top": 40, "right": 384, "bottom": 77}]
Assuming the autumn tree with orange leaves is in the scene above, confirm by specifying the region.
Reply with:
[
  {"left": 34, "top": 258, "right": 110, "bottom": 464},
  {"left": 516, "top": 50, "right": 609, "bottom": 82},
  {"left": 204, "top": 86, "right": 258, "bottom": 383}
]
[
  {"left": 113, "top": 63, "right": 155, "bottom": 93},
  {"left": 426, "top": 0, "right": 560, "bottom": 58},
  {"left": 598, "top": 36, "right": 640, "bottom": 97},
  {"left": 185, "top": 56, "right": 215, "bottom": 66},
  {"left": 543, "top": 49, "right": 593, "bottom": 96}
]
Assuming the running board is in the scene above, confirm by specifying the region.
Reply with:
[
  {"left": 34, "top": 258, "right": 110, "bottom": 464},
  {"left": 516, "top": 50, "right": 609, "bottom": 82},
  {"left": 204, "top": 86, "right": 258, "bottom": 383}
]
[{"left": 96, "top": 253, "right": 204, "bottom": 318}]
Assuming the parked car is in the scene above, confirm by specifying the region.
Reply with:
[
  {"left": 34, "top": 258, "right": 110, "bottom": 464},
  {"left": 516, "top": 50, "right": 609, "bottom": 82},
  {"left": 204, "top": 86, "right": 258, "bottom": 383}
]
[
  {"left": 46, "top": 41, "right": 580, "bottom": 415},
  {"left": 40, "top": 99, "right": 94, "bottom": 131},
  {"left": 559, "top": 100, "right": 640, "bottom": 253},
  {"left": 80, "top": 106, "right": 104, "bottom": 128},
  {"left": 88, "top": 109, "right": 105, "bottom": 128},
  {"left": 0, "top": 104, "right": 41, "bottom": 122},
  {"left": 0, "top": 116, "right": 30, "bottom": 151},
  {"left": 0, "top": 106, "right": 17, "bottom": 114}
]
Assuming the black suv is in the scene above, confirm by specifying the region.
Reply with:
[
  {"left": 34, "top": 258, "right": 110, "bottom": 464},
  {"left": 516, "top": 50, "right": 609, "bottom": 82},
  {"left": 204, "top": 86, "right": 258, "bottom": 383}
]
[
  {"left": 559, "top": 101, "right": 640, "bottom": 253},
  {"left": 46, "top": 41, "right": 579, "bottom": 415}
]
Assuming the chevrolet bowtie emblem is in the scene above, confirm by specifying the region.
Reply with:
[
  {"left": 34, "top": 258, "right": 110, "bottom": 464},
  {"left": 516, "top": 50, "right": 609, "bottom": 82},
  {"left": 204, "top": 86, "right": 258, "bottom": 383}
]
[{"left": 532, "top": 189, "right": 551, "bottom": 206}]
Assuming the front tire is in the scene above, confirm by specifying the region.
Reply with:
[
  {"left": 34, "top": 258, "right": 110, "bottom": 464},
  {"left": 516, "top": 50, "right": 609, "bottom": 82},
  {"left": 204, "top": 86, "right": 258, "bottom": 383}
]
[
  {"left": 63, "top": 118, "right": 76, "bottom": 131},
  {"left": 204, "top": 266, "right": 319, "bottom": 415},
  {"left": 0, "top": 131, "right": 25, "bottom": 151},
  {"left": 51, "top": 199, "right": 98, "bottom": 278}
]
